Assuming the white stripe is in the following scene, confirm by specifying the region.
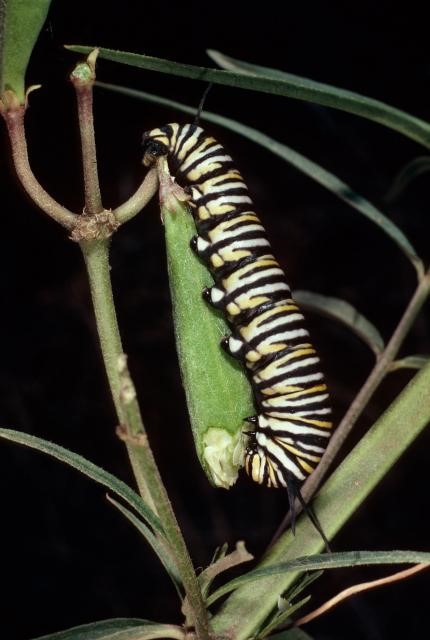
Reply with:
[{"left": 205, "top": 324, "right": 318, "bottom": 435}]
[
  {"left": 256, "top": 372, "right": 323, "bottom": 389},
  {"left": 280, "top": 372, "right": 324, "bottom": 385},
  {"left": 258, "top": 435, "right": 306, "bottom": 481},
  {"left": 264, "top": 420, "right": 331, "bottom": 438},
  {"left": 258, "top": 413, "right": 331, "bottom": 438},
  {"left": 185, "top": 153, "right": 232, "bottom": 175},
  {"left": 180, "top": 145, "right": 225, "bottom": 172},
  {"left": 236, "top": 266, "right": 284, "bottom": 284},
  {"left": 293, "top": 408, "right": 332, "bottom": 416},
  {"left": 224, "top": 267, "right": 285, "bottom": 293},
  {"left": 297, "top": 442, "right": 326, "bottom": 453},
  {"left": 220, "top": 238, "right": 270, "bottom": 252},
  {"left": 211, "top": 223, "right": 265, "bottom": 241},
  {"left": 260, "top": 355, "right": 320, "bottom": 378},
  {"left": 257, "top": 328, "right": 309, "bottom": 347},
  {"left": 206, "top": 194, "right": 252, "bottom": 207},
  {"left": 262, "top": 393, "right": 330, "bottom": 408},
  {"left": 252, "top": 312, "right": 305, "bottom": 336},
  {"left": 200, "top": 180, "right": 247, "bottom": 194},
  {"left": 234, "top": 282, "right": 289, "bottom": 302},
  {"left": 174, "top": 124, "right": 191, "bottom": 154}
]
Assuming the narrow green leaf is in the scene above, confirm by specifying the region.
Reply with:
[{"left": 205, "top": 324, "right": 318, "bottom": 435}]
[
  {"left": 257, "top": 596, "right": 311, "bottom": 639},
  {"left": 211, "top": 360, "right": 430, "bottom": 640},
  {"left": 66, "top": 46, "right": 430, "bottom": 149},
  {"left": 207, "top": 550, "right": 430, "bottom": 604},
  {"left": 207, "top": 49, "right": 430, "bottom": 149},
  {"left": 96, "top": 83, "right": 423, "bottom": 276},
  {"left": 33, "top": 619, "right": 184, "bottom": 640},
  {"left": 160, "top": 175, "right": 254, "bottom": 488},
  {"left": 293, "top": 290, "right": 385, "bottom": 357},
  {"left": 199, "top": 541, "right": 253, "bottom": 599},
  {"left": 286, "top": 571, "right": 323, "bottom": 603},
  {"left": 385, "top": 156, "right": 430, "bottom": 203},
  {"left": 107, "top": 496, "right": 182, "bottom": 591},
  {"left": 390, "top": 354, "right": 430, "bottom": 372},
  {"left": 0, "top": 0, "right": 51, "bottom": 101},
  {"left": 0, "top": 428, "right": 163, "bottom": 534}
]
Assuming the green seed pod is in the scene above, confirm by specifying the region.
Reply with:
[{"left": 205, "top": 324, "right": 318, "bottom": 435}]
[{"left": 159, "top": 160, "right": 255, "bottom": 488}]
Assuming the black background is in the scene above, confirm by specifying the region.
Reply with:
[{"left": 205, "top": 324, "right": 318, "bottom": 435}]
[{"left": 1, "top": 1, "right": 430, "bottom": 639}]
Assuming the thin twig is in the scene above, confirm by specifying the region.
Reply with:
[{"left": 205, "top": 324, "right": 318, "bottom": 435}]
[
  {"left": 295, "top": 563, "right": 429, "bottom": 627},
  {"left": 70, "top": 51, "right": 103, "bottom": 215},
  {"left": 80, "top": 239, "right": 210, "bottom": 640},
  {"left": 1, "top": 102, "right": 77, "bottom": 229},
  {"left": 114, "top": 167, "right": 159, "bottom": 224},
  {"left": 273, "top": 269, "right": 430, "bottom": 539}
]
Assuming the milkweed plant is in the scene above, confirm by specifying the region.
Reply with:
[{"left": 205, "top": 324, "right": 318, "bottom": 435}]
[{"left": 1, "top": 2, "right": 430, "bottom": 639}]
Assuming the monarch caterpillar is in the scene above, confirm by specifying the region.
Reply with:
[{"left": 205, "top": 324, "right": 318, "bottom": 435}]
[{"left": 142, "top": 123, "right": 333, "bottom": 511}]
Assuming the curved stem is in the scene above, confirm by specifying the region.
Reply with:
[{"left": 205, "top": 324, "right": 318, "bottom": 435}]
[
  {"left": 295, "top": 563, "right": 429, "bottom": 627},
  {"left": 80, "top": 239, "right": 209, "bottom": 640},
  {"left": 3, "top": 106, "right": 77, "bottom": 229},
  {"left": 114, "top": 167, "right": 159, "bottom": 224}
]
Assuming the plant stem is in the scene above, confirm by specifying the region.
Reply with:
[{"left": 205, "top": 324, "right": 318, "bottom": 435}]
[
  {"left": 75, "top": 83, "right": 103, "bottom": 214},
  {"left": 114, "top": 167, "right": 159, "bottom": 224},
  {"left": 70, "top": 53, "right": 103, "bottom": 215},
  {"left": 278, "top": 268, "right": 430, "bottom": 534},
  {"left": 2, "top": 104, "right": 76, "bottom": 229},
  {"left": 80, "top": 239, "right": 209, "bottom": 640}
]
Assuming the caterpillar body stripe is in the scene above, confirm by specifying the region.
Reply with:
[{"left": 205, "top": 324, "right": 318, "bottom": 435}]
[{"left": 143, "top": 122, "right": 333, "bottom": 491}]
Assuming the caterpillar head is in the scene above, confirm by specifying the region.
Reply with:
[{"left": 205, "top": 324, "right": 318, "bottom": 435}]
[
  {"left": 142, "top": 125, "right": 172, "bottom": 166},
  {"left": 142, "top": 138, "right": 168, "bottom": 167}
]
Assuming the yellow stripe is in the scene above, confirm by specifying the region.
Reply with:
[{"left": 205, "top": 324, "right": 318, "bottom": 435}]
[
  {"left": 239, "top": 303, "right": 299, "bottom": 341},
  {"left": 221, "top": 248, "right": 253, "bottom": 262},
  {"left": 178, "top": 133, "right": 215, "bottom": 162},
  {"left": 251, "top": 454, "right": 261, "bottom": 483},
  {"left": 211, "top": 213, "right": 260, "bottom": 235},
  {"left": 278, "top": 383, "right": 328, "bottom": 399},
  {"left": 187, "top": 161, "right": 228, "bottom": 183},
  {"left": 297, "top": 459, "right": 315, "bottom": 474},
  {"left": 222, "top": 257, "right": 280, "bottom": 289},
  {"left": 259, "top": 384, "right": 306, "bottom": 395},
  {"left": 275, "top": 440, "right": 322, "bottom": 463},
  {"left": 267, "top": 460, "right": 278, "bottom": 486},
  {"left": 205, "top": 169, "right": 242, "bottom": 186},
  {"left": 283, "top": 415, "right": 333, "bottom": 429},
  {"left": 253, "top": 345, "right": 316, "bottom": 381},
  {"left": 227, "top": 296, "right": 273, "bottom": 315}
]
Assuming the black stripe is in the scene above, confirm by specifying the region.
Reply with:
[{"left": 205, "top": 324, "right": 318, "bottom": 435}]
[
  {"left": 206, "top": 251, "right": 270, "bottom": 280},
  {"left": 194, "top": 187, "right": 251, "bottom": 207},
  {"left": 206, "top": 230, "right": 270, "bottom": 257},
  {"left": 223, "top": 270, "right": 289, "bottom": 296},
  {"left": 245, "top": 317, "right": 307, "bottom": 349},
  {"left": 262, "top": 443, "right": 303, "bottom": 482},
  {"left": 262, "top": 400, "right": 330, "bottom": 415},
  {"left": 174, "top": 124, "right": 200, "bottom": 157},
  {"left": 179, "top": 150, "right": 235, "bottom": 182},
  {"left": 256, "top": 365, "right": 322, "bottom": 387}
]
